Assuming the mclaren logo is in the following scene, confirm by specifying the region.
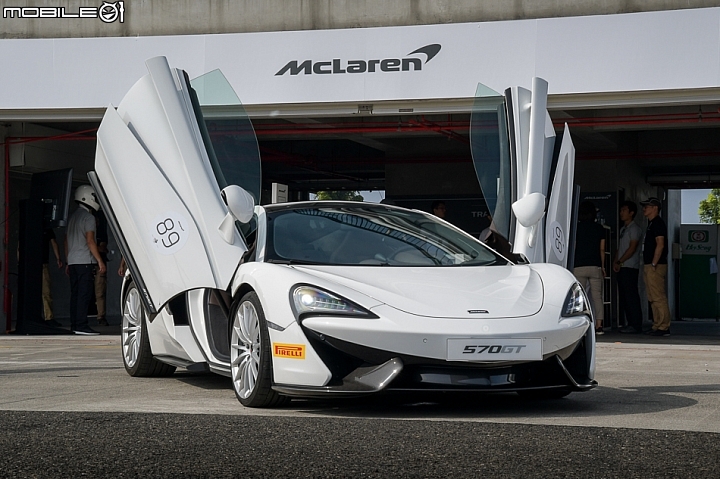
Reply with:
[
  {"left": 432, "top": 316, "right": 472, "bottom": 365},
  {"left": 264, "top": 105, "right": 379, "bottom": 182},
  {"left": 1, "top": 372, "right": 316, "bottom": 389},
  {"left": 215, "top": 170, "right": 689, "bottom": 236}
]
[
  {"left": 273, "top": 343, "right": 306, "bottom": 359},
  {"left": 275, "top": 44, "right": 441, "bottom": 76}
]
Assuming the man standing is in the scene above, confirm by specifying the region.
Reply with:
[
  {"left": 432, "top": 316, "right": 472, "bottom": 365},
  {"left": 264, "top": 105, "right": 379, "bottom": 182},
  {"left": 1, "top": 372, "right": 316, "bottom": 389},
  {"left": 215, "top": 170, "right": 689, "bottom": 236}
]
[
  {"left": 614, "top": 201, "right": 643, "bottom": 334},
  {"left": 641, "top": 197, "right": 671, "bottom": 336},
  {"left": 572, "top": 201, "right": 606, "bottom": 334},
  {"left": 65, "top": 185, "right": 106, "bottom": 335},
  {"left": 41, "top": 227, "right": 63, "bottom": 326},
  {"left": 431, "top": 200, "right": 447, "bottom": 219}
]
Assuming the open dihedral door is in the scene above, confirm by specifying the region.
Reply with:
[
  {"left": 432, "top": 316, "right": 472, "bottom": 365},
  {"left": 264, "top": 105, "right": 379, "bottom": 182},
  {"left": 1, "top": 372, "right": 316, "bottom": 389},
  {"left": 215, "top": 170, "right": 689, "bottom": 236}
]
[
  {"left": 470, "top": 78, "right": 576, "bottom": 266},
  {"left": 544, "top": 126, "right": 576, "bottom": 268},
  {"left": 91, "top": 56, "right": 257, "bottom": 314}
]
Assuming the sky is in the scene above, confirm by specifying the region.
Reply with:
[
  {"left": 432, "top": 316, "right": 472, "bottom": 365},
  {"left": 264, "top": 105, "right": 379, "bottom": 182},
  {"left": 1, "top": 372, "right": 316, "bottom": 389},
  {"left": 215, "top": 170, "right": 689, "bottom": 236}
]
[
  {"left": 360, "top": 190, "right": 385, "bottom": 203},
  {"left": 681, "top": 189, "right": 711, "bottom": 224}
]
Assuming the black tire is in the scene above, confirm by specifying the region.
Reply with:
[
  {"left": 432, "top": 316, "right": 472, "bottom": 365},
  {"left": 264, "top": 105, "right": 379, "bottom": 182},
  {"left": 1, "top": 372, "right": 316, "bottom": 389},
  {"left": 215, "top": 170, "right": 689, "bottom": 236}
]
[
  {"left": 122, "top": 282, "right": 176, "bottom": 377},
  {"left": 517, "top": 388, "right": 572, "bottom": 400},
  {"left": 229, "top": 291, "right": 288, "bottom": 407}
]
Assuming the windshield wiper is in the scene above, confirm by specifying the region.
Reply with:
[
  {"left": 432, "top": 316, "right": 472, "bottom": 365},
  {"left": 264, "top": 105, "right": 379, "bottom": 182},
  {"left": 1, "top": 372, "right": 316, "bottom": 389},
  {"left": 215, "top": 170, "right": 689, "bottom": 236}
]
[
  {"left": 458, "top": 259, "right": 500, "bottom": 266},
  {"left": 266, "top": 258, "right": 322, "bottom": 265}
]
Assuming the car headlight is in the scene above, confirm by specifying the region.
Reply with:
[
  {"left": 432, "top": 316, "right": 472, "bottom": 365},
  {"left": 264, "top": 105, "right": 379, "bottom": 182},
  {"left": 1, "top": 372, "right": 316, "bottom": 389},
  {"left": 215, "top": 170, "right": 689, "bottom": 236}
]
[
  {"left": 561, "top": 283, "right": 592, "bottom": 318},
  {"left": 290, "top": 285, "right": 377, "bottom": 320}
]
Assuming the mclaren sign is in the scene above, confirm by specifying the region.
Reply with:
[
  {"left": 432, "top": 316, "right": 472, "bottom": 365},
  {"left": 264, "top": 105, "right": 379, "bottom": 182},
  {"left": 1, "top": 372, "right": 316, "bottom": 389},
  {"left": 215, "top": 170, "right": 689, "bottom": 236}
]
[{"left": 275, "top": 44, "right": 441, "bottom": 76}]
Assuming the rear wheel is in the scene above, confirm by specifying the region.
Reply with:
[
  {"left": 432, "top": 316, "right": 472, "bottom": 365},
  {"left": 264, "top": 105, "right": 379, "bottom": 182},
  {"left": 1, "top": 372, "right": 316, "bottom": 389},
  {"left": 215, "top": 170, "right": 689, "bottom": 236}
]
[
  {"left": 230, "top": 291, "right": 287, "bottom": 407},
  {"left": 122, "top": 283, "right": 176, "bottom": 377}
]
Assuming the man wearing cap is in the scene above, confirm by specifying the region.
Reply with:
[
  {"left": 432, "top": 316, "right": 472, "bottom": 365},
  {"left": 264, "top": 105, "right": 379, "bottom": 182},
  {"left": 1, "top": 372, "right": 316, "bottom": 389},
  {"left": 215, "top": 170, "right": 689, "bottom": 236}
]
[{"left": 641, "top": 196, "right": 671, "bottom": 336}]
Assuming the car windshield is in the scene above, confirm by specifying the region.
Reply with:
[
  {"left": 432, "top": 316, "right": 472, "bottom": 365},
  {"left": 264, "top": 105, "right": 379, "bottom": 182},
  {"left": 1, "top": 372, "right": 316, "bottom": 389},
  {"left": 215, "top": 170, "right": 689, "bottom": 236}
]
[{"left": 265, "top": 205, "right": 508, "bottom": 266}]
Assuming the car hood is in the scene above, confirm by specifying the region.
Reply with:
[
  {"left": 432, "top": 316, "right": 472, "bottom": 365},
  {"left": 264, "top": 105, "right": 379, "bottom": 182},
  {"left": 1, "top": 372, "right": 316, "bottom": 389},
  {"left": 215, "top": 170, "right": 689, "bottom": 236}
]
[{"left": 292, "top": 265, "right": 544, "bottom": 319}]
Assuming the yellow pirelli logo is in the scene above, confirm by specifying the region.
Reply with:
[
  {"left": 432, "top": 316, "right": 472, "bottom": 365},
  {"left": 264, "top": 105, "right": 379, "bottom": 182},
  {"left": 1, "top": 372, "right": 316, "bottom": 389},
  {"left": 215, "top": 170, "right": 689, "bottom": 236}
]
[{"left": 273, "top": 343, "right": 306, "bottom": 359}]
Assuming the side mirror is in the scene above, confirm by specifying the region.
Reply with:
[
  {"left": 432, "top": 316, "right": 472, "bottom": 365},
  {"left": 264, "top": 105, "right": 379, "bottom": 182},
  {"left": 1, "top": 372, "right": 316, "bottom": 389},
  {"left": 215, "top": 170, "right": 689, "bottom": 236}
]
[
  {"left": 512, "top": 192, "right": 546, "bottom": 227},
  {"left": 218, "top": 185, "right": 255, "bottom": 245},
  {"left": 222, "top": 185, "right": 255, "bottom": 223}
]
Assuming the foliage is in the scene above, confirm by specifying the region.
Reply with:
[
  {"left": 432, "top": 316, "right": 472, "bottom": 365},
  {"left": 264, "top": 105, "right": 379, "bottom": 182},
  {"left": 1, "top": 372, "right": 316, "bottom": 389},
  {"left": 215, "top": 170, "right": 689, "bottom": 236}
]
[
  {"left": 698, "top": 189, "right": 720, "bottom": 224},
  {"left": 314, "top": 190, "right": 364, "bottom": 202}
]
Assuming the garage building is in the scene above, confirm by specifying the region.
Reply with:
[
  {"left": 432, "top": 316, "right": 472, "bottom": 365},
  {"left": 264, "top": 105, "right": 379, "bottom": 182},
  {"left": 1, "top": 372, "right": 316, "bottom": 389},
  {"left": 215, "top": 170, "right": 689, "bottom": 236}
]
[{"left": 1, "top": 0, "right": 719, "bottom": 327}]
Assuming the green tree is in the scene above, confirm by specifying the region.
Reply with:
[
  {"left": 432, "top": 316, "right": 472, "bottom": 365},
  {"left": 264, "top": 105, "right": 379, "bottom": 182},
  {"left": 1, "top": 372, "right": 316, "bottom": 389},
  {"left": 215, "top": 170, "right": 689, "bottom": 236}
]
[
  {"left": 698, "top": 189, "right": 720, "bottom": 224},
  {"left": 314, "top": 190, "right": 364, "bottom": 202}
]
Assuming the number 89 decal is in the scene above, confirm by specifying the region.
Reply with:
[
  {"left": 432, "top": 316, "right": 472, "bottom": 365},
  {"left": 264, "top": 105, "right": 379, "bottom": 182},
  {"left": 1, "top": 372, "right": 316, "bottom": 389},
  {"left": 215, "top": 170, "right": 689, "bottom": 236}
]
[
  {"left": 548, "top": 220, "right": 566, "bottom": 262},
  {"left": 149, "top": 212, "right": 190, "bottom": 255}
]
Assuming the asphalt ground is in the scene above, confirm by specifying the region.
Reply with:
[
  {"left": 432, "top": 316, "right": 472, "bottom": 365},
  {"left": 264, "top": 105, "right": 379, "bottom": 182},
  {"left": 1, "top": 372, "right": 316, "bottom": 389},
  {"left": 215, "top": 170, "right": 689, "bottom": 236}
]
[
  {"left": 1, "top": 332, "right": 720, "bottom": 477},
  {"left": 1, "top": 411, "right": 719, "bottom": 478}
]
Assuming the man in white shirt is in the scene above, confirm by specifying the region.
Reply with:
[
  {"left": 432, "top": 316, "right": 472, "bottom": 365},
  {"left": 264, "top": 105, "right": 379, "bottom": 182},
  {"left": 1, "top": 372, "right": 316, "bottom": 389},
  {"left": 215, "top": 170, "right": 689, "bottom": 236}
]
[{"left": 64, "top": 185, "right": 106, "bottom": 335}]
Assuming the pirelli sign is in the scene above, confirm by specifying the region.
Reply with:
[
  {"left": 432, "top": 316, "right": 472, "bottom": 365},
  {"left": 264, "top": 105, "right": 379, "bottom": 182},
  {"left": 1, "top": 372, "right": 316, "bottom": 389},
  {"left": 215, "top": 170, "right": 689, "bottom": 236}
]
[{"left": 273, "top": 343, "right": 306, "bottom": 360}]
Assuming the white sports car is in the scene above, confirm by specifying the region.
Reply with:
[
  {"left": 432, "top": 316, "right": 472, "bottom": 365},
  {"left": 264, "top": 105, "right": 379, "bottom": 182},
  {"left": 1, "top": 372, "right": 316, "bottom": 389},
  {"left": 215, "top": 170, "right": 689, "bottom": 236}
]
[{"left": 90, "top": 57, "right": 596, "bottom": 407}]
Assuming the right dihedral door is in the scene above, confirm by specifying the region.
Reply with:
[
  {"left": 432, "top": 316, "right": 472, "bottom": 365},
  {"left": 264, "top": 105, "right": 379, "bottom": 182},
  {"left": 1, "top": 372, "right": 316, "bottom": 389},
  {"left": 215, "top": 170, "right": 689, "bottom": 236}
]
[
  {"left": 505, "top": 78, "right": 557, "bottom": 264},
  {"left": 544, "top": 126, "right": 576, "bottom": 269},
  {"left": 469, "top": 83, "right": 514, "bottom": 244},
  {"left": 470, "top": 78, "right": 576, "bottom": 266}
]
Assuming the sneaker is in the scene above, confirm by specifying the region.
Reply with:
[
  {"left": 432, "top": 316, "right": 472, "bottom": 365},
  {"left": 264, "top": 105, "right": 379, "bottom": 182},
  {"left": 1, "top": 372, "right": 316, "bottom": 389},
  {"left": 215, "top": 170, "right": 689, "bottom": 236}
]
[
  {"left": 45, "top": 319, "right": 63, "bottom": 328},
  {"left": 595, "top": 327, "right": 604, "bottom": 335},
  {"left": 74, "top": 327, "right": 100, "bottom": 336},
  {"left": 650, "top": 329, "right": 670, "bottom": 337},
  {"left": 97, "top": 317, "right": 109, "bottom": 327},
  {"left": 619, "top": 327, "right": 640, "bottom": 334}
]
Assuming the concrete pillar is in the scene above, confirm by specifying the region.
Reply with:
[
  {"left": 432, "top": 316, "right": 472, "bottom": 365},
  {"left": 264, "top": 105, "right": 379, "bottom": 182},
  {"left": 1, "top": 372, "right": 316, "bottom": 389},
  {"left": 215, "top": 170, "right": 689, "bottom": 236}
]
[
  {"left": 667, "top": 189, "right": 681, "bottom": 320},
  {"left": 0, "top": 124, "right": 6, "bottom": 331}
]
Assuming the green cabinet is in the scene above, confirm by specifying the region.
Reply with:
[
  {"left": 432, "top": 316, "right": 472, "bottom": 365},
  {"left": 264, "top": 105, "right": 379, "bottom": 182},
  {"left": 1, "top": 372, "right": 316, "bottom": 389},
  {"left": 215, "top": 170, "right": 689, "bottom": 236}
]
[{"left": 679, "top": 225, "right": 719, "bottom": 319}]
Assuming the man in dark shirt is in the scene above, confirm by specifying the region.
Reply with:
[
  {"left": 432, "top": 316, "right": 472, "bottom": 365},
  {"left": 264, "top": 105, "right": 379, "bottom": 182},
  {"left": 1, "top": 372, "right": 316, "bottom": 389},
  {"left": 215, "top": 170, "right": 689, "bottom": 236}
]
[
  {"left": 641, "top": 197, "right": 671, "bottom": 336},
  {"left": 572, "top": 201, "right": 606, "bottom": 334}
]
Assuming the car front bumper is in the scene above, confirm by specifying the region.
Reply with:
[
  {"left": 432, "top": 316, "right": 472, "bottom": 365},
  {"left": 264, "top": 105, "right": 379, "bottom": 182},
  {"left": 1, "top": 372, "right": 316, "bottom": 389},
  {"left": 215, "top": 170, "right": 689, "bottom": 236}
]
[{"left": 272, "top": 311, "right": 596, "bottom": 397}]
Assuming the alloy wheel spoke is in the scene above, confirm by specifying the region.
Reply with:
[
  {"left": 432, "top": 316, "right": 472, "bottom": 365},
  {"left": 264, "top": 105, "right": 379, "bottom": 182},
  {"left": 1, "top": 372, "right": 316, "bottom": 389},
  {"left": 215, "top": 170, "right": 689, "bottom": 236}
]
[
  {"left": 122, "top": 288, "right": 143, "bottom": 368},
  {"left": 231, "top": 300, "right": 263, "bottom": 399}
]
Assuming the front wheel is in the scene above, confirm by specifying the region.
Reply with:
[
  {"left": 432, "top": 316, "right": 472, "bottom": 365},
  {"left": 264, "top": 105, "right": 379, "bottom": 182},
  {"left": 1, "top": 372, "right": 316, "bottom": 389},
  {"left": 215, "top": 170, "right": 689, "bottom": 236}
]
[
  {"left": 122, "top": 282, "right": 176, "bottom": 377},
  {"left": 230, "top": 291, "right": 287, "bottom": 407}
]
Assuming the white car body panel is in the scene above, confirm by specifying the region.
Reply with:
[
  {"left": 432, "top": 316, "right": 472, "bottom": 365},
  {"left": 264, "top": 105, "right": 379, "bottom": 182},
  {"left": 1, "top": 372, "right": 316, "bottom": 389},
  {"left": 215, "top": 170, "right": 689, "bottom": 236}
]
[
  {"left": 145, "top": 310, "right": 204, "bottom": 363},
  {"left": 267, "top": 322, "right": 332, "bottom": 387},
  {"left": 231, "top": 262, "right": 383, "bottom": 331},
  {"left": 291, "top": 264, "right": 544, "bottom": 319},
  {"left": 94, "top": 57, "right": 246, "bottom": 313},
  {"left": 302, "top": 308, "right": 589, "bottom": 361}
]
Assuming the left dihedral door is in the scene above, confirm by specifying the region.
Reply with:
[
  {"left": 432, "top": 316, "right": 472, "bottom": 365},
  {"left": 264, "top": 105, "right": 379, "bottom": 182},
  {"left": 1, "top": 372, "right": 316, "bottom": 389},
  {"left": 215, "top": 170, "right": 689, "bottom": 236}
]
[{"left": 93, "top": 56, "right": 247, "bottom": 314}]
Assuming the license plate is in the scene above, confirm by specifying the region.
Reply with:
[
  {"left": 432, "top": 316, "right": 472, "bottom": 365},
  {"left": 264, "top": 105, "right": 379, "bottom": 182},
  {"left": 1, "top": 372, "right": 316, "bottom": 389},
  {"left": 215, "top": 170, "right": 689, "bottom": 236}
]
[{"left": 447, "top": 338, "right": 542, "bottom": 361}]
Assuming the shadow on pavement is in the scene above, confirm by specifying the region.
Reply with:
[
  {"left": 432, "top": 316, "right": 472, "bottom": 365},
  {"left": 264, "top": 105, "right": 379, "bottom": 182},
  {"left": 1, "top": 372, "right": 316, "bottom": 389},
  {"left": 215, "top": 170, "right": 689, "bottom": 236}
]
[
  {"left": 8, "top": 315, "right": 122, "bottom": 336},
  {"left": 288, "top": 382, "right": 719, "bottom": 420},
  {"left": 598, "top": 318, "right": 720, "bottom": 345},
  {"left": 174, "top": 371, "right": 234, "bottom": 390}
]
